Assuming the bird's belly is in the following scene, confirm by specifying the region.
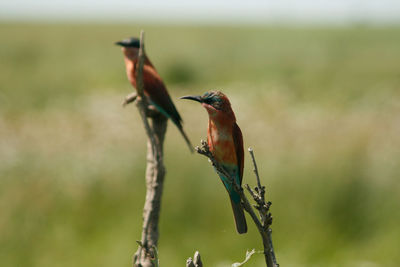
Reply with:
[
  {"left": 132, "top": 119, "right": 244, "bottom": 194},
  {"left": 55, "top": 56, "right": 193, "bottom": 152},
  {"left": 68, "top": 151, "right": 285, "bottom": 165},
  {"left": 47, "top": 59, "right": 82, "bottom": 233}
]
[
  {"left": 125, "top": 60, "right": 136, "bottom": 86},
  {"left": 209, "top": 131, "right": 237, "bottom": 164}
]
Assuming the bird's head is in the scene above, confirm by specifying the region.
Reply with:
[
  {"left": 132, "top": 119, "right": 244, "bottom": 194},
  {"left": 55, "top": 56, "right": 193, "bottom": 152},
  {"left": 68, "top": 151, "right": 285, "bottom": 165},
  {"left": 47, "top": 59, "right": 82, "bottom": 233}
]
[
  {"left": 115, "top": 37, "right": 141, "bottom": 60},
  {"left": 181, "top": 91, "right": 234, "bottom": 117}
]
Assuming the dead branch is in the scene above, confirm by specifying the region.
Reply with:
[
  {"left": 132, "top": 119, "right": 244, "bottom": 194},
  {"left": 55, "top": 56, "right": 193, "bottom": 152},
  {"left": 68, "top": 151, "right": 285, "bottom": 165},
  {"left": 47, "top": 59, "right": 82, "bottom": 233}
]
[
  {"left": 186, "top": 251, "right": 203, "bottom": 267},
  {"left": 128, "top": 30, "right": 168, "bottom": 267}
]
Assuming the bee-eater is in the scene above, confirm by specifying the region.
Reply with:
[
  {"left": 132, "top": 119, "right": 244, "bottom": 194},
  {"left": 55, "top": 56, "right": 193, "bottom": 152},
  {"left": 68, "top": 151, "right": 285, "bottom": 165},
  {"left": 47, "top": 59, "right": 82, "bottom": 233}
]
[
  {"left": 181, "top": 91, "right": 247, "bottom": 234},
  {"left": 115, "top": 37, "right": 193, "bottom": 152}
]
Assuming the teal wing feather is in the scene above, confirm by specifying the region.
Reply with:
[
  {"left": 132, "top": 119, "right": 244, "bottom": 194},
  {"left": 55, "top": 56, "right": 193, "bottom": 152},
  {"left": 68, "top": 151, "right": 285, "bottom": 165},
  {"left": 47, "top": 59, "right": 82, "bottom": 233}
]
[
  {"left": 232, "top": 122, "right": 244, "bottom": 185},
  {"left": 219, "top": 164, "right": 241, "bottom": 202},
  {"left": 225, "top": 122, "right": 247, "bottom": 234}
]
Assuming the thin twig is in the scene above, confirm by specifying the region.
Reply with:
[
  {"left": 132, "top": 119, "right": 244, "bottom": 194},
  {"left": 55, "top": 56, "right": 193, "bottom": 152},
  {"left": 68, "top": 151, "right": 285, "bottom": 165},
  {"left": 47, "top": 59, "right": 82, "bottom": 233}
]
[
  {"left": 186, "top": 251, "right": 203, "bottom": 267},
  {"left": 135, "top": 31, "right": 146, "bottom": 97},
  {"left": 134, "top": 30, "right": 158, "bottom": 158},
  {"left": 248, "top": 148, "right": 265, "bottom": 202},
  {"left": 122, "top": 92, "right": 138, "bottom": 107}
]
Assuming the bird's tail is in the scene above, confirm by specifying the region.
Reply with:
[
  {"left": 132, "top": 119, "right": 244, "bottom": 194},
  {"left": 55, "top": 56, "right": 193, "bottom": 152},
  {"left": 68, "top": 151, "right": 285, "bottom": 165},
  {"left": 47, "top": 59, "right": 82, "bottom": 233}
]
[
  {"left": 229, "top": 190, "right": 248, "bottom": 234},
  {"left": 177, "top": 125, "right": 194, "bottom": 153}
]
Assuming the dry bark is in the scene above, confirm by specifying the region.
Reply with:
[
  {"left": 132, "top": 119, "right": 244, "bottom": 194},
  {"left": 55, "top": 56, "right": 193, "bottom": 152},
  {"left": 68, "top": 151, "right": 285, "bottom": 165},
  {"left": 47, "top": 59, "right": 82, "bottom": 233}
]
[{"left": 127, "top": 30, "right": 167, "bottom": 267}]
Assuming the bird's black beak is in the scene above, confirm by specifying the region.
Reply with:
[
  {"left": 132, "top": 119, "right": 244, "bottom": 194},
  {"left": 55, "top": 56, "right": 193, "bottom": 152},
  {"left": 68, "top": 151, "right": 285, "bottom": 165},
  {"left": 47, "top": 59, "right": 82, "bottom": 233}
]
[
  {"left": 115, "top": 40, "right": 128, "bottom": 47},
  {"left": 180, "top": 95, "right": 202, "bottom": 103}
]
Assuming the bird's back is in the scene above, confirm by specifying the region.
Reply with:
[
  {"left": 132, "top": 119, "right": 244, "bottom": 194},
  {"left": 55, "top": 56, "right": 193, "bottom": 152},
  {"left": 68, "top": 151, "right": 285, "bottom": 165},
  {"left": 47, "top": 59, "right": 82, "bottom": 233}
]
[{"left": 128, "top": 59, "right": 183, "bottom": 127}]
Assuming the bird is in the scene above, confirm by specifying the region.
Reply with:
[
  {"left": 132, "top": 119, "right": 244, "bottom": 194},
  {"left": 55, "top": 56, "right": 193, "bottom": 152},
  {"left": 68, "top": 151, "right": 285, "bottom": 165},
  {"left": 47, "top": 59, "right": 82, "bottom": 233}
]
[
  {"left": 181, "top": 91, "right": 247, "bottom": 234},
  {"left": 115, "top": 37, "right": 193, "bottom": 152}
]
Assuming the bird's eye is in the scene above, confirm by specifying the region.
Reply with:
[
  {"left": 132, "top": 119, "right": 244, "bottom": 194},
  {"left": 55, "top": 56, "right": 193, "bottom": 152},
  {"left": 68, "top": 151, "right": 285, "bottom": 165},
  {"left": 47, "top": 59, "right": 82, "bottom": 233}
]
[{"left": 203, "top": 98, "right": 213, "bottom": 104}]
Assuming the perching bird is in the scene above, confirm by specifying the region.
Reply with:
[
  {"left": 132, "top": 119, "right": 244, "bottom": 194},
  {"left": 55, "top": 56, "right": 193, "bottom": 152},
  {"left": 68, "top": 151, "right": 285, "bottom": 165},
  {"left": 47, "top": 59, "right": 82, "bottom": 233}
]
[
  {"left": 181, "top": 91, "right": 247, "bottom": 234},
  {"left": 115, "top": 37, "right": 193, "bottom": 152}
]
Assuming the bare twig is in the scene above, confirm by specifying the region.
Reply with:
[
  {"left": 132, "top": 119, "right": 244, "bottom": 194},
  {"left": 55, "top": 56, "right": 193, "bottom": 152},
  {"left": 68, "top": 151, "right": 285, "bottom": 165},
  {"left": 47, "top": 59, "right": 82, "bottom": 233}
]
[
  {"left": 122, "top": 92, "right": 138, "bottom": 107},
  {"left": 248, "top": 148, "right": 265, "bottom": 202},
  {"left": 130, "top": 30, "right": 168, "bottom": 267},
  {"left": 134, "top": 31, "right": 159, "bottom": 158},
  {"left": 196, "top": 142, "right": 279, "bottom": 267},
  {"left": 186, "top": 251, "right": 203, "bottom": 267},
  {"left": 232, "top": 249, "right": 257, "bottom": 267}
]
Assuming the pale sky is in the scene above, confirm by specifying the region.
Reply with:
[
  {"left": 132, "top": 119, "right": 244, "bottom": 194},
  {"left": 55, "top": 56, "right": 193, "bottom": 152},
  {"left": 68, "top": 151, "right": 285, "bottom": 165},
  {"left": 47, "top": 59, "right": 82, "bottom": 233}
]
[{"left": 1, "top": 0, "right": 399, "bottom": 24}]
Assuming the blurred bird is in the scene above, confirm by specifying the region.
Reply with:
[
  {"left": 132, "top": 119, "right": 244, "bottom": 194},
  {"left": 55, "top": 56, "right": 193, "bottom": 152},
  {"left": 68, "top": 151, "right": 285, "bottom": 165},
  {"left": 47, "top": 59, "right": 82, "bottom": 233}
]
[
  {"left": 115, "top": 37, "right": 193, "bottom": 152},
  {"left": 181, "top": 91, "right": 247, "bottom": 234}
]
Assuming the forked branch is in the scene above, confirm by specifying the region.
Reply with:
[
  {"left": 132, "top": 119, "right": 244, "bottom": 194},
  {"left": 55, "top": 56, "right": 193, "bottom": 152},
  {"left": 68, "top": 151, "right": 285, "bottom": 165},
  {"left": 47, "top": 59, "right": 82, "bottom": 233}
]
[{"left": 196, "top": 141, "right": 279, "bottom": 267}]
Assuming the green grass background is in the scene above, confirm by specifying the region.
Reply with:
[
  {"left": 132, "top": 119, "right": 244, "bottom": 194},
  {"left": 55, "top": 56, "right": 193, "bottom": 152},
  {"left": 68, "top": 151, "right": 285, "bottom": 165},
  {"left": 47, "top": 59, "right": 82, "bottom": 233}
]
[{"left": 1, "top": 23, "right": 400, "bottom": 266}]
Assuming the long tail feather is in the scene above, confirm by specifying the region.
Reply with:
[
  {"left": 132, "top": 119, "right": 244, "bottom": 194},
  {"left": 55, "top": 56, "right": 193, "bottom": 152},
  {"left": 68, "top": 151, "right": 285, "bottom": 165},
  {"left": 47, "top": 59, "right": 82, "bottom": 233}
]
[{"left": 229, "top": 191, "right": 247, "bottom": 234}]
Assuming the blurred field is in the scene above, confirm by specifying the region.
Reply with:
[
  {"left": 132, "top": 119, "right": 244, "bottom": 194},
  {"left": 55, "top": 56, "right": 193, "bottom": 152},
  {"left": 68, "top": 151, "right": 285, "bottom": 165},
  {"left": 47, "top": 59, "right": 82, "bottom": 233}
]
[{"left": 1, "top": 22, "right": 400, "bottom": 266}]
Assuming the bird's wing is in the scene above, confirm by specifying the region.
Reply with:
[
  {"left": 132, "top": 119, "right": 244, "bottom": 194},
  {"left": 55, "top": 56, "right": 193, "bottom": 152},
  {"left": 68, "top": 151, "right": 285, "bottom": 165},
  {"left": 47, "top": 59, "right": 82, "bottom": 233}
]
[
  {"left": 232, "top": 122, "right": 244, "bottom": 185},
  {"left": 142, "top": 65, "right": 182, "bottom": 126}
]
